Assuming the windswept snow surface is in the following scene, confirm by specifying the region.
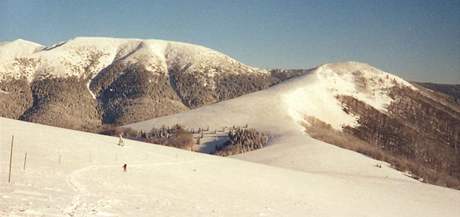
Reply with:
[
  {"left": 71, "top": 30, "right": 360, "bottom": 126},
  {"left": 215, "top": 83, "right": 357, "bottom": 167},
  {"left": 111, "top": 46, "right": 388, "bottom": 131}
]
[
  {"left": 284, "top": 62, "right": 416, "bottom": 129},
  {"left": 2, "top": 119, "right": 460, "bottom": 217}
]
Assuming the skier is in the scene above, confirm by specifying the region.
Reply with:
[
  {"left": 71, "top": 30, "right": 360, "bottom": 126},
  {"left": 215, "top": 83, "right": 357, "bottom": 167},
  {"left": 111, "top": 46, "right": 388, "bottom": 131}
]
[{"left": 122, "top": 163, "right": 127, "bottom": 172}]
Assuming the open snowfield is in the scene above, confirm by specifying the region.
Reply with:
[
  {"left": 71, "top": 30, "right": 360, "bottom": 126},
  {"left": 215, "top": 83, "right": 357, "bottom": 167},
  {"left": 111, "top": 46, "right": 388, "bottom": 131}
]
[{"left": 2, "top": 117, "right": 460, "bottom": 217}]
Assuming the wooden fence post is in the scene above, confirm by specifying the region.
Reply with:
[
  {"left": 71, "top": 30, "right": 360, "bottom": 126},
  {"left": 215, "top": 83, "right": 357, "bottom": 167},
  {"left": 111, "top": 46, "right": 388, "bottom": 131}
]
[
  {"left": 23, "top": 152, "right": 27, "bottom": 170},
  {"left": 8, "top": 135, "right": 14, "bottom": 183}
]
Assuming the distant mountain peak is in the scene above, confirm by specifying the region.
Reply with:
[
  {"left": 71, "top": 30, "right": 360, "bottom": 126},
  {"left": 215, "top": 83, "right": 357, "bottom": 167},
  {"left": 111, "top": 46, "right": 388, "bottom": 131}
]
[{"left": 0, "top": 37, "right": 266, "bottom": 82}]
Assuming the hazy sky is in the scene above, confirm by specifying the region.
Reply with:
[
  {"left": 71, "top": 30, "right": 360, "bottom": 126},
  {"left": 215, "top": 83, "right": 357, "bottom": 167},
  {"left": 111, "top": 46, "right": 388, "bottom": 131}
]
[{"left": 1, "top": 0, "right": 459, "bottom": 83}]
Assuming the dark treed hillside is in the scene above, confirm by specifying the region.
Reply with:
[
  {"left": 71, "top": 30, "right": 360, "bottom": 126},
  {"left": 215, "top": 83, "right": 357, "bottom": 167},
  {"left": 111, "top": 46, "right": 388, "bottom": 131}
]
[{"left": 415, "top": 82, "right": 460, "bottom": 103}]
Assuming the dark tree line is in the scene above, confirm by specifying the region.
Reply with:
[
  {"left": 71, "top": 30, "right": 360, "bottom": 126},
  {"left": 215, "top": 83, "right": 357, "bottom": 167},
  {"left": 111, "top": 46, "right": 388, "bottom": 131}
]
[
  {"left": 100, "top": 125, "right": 195, "bottom": 150},
  {"left": 215, "top": 128, "right": 269, "bottom": 156}
]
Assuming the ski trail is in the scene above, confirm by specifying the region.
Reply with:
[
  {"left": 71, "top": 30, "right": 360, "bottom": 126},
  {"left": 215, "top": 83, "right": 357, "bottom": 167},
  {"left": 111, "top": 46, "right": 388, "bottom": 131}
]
[
  {"left": 64, "top": 165, "right": 100, "bottom": 217},
  {"left": 63, "top": 159, "right": 208, "bottom": 216}
]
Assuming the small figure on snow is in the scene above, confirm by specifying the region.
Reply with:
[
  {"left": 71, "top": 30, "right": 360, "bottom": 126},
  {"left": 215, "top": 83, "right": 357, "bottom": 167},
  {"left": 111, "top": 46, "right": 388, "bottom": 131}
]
[
  {"left": 122, "top": 163, "right": 127, "bottom": 172},
  {"left": 118, "top": 134, "right": 125, "bottom": 147}
]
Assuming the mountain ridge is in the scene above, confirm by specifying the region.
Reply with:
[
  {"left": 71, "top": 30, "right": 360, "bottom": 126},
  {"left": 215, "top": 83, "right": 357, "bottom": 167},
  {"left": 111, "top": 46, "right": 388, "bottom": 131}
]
[
  {"left": 0, "top": 37, "right": 304, "bottom": 129},
  {"left": 0, "top": 37, "right": 267, "bottom": 82}
]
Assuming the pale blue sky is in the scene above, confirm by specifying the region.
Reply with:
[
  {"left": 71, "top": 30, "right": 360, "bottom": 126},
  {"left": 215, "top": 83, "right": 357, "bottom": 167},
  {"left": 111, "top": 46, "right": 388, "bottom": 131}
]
[{"left": 1, "top": 0, "right": 459, "bottom": 83}]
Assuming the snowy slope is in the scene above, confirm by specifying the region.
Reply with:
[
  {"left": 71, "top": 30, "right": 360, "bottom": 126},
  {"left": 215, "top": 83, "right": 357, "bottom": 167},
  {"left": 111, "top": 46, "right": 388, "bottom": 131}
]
[
  {"left": 126, "top": 62, "right": 416, "bottom": 174},
  {"left": 127, "top": 61, "right": 413, "bottom": 131},
  {"left": 0, "top": 37, "right": 266, "bottom": 82},
  {"left": 0, "top": 39, "right": 43, "bottom": 61},
  {"left": 284, "top": 61, "right": 415, "bottom": 130},
  {"left": 0, "top": 39, "right": 44, "bottom": 81},
  {"left": 2, "top": 118, "right": 460, "bottom": 217}
]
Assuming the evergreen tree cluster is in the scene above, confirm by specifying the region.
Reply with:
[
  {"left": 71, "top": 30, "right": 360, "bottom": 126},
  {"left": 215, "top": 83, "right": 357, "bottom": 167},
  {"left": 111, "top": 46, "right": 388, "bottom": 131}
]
[
  {"left": 215, "top": 128, "right": 269, "bottom": 156},
  {"left": 100, "top": 125, "right": 195, "bottom": 150}
]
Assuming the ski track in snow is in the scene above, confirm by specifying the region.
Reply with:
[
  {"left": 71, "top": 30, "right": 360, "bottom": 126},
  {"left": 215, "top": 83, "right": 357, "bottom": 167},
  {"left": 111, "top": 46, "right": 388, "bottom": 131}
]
[{"left": 64, "top": 159, "right": 209, "bottom": 217}]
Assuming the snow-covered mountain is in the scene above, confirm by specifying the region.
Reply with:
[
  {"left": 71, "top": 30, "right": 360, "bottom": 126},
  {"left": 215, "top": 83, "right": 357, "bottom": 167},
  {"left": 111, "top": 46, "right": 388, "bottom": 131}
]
[
  {"left": 1, "top": 37, "right": 460, "bottom": 216},
  {"left": 1, "top": 37, "right": 302, "bottom": 129},
  {"left": 0, "top": 37, "right": 264, "bottom": 82},
  {"left": 2, "top": 117, "right": 460, "bottom": 217},
  {"left": 1, "top": 37, "right": 459, "bottom": 188},
  {"left": 126, "top": 61, "right": 460, "bottom": 188}
]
